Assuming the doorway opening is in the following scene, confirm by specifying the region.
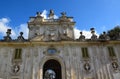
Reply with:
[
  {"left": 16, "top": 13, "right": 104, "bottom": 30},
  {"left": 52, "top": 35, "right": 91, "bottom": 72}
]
[{"left": 43, "top": 59, "right": 62, "bottom": 79}]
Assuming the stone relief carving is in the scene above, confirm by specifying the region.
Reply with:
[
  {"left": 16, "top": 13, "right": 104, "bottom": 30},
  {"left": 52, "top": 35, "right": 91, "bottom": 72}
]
[
  {"left": 11, "top": 64, "right": 20, "bottom": 74},
  {"left": 32, "top": 33, "right": 45, "bottom": 41},
  {"left": 59, "top": 27, "right": 72, "bottom": 40},
  {"left": 27, "top": 10, "right": 76, "bottom": 41},
  {"left": 82, "top": 59, "right": 93, "bottom": 74},
  {"left": 31, "top": 28, "right": 45, "bottom": 41},
  {"left": 84, "top": 63, "right": 91, "bottom": 71},
  {"left": 46, "top": 27, "right": 58, "bottom": 41},
  {"left": 112, "top": 62, "right": 118, "bottom": 69},
  {"left": 60, "top": 33, "right": 70, "bottom": 40},
  {"left": 111, "top": 62, "right": 119, "bottom": 71}
]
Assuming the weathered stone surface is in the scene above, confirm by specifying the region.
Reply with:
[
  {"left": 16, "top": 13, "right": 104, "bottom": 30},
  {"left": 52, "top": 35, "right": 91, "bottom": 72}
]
[{"left": 0, "top": 11, "right": 120, "bottom": 79}]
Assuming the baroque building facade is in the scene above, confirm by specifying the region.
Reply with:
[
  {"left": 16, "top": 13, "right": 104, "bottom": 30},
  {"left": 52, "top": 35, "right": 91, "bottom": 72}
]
[{"left": 0, "top": 10, "right": 120, "bottom": 79}]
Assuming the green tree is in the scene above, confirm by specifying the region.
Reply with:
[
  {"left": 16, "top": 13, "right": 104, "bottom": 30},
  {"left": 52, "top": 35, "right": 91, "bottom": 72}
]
[{"left": 107, "top": 26, "right": 120, "bottom": 40}]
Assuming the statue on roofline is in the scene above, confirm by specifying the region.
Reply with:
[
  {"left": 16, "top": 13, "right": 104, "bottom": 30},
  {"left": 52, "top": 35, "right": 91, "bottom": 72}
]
[
  {"left": 49, "top": 9, "right": 54, "bottom": 19},
  {"left": 36, "top": 12, "right": 42, "bottom": 17},
  {"left": 61, "top": 12, "right": 66, "bottom": 16},
  {"left": 90, "top": 28, "right": 97, "bottom": 40},
  {"left": 4, "top": 29, "right": 12, "bottom": 41},
  {"left": 17, "top": 32, "right": 25, "bottom": 41},
  {"left": 78, "top": 32, "right": 85, "bottom": 41},
  {"left": 99, "top": 31, "right": 110, "bottom": 41}
]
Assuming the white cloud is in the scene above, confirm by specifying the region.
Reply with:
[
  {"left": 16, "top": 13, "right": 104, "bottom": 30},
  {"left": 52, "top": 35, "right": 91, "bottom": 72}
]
[
  {"left": 74, "top": 28, "right": 99, "bottom": 39},
  {"left": 74, "top": 28, "right": 81, "bottom": 39},
  {"left": 82, "top": 30, "right": 92, "bottom": 39},
  {"left": 54, "top": 15, "right": 58, "bottom": 19},
  {"left": 41, "top": 10, "right": 47, "bottom": 19},
  {"left": 0, "top": 18, "right": 28, "bottom": 39},
  {"left": 0, "top": 18, "right": 16, "bottom": 37},
  {"left": 0, "top": 18, "right": 9, "bottom": 23},
  {"left": 15, "top": 24, "right": 28, "bottom": 39}
]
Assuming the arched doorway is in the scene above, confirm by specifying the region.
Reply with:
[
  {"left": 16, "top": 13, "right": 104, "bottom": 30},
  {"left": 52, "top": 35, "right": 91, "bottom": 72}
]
[{"left": 43, "top": 59, "right": 62, "bottom": 79}]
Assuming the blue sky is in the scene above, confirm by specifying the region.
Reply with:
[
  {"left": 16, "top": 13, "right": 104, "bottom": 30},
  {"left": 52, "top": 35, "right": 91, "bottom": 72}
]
[{"left": 0, "top": 0, "right": 120, "bottom": 39}]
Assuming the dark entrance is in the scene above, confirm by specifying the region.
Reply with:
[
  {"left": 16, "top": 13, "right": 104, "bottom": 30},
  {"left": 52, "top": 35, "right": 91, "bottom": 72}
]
[{"left": 43, "top": 59, "right": 62, "bottom": 79}]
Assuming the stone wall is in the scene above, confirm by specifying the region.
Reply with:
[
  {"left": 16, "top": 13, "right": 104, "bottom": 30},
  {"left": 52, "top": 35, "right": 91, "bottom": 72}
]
[{"left": 0, "top": 41, "right": 120, "bottom": 79}]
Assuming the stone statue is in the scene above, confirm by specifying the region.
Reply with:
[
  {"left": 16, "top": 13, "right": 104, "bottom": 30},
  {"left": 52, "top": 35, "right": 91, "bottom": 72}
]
[
  {"left": 60, "top": 12, "right": 68, "bottom": 22},
  {"left": 36, "top": 12, "right": 42, "bottom": 16},
  {"left": 49, "top": 9, "right": 54, "bottom": 19},
  {"left": 99, "top": 32, "right": 110, "bottom": 40},
  {"left": 78, "top": 32, "right": 85, "bottom": 41},
  {"left": 4, "top": 29, "right": 12, "bottom": 41},
  {"left": 17, "top": 32, "right": 25, "bottom": 41},
  {"left": 90, "top": 28, "right": 97, "bottom": 40},
  {"left": 61, "top": 12, "right": 66, "bottom": 16}
]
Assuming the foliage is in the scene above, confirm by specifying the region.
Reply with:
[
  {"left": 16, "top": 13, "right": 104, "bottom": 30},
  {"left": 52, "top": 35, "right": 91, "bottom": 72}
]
[{"left": 107, "top": 26, "right": 120, "bottom": 40}]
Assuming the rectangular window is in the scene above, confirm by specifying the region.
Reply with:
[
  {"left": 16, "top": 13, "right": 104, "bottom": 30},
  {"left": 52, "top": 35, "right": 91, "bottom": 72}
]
[
  {"left": 14, "top": 48, "right": 22, "bottom": 59},
  {"left": 108, "top": 46, "right": 116, "bottom": 57},
  {"left": 81, "top": 47, "right": 89, "bottom": 58}
]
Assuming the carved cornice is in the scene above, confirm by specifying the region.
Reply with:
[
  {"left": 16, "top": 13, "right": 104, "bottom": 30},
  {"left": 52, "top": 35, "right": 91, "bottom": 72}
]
[
  {"left": 28, "top": 21, "right": 75, "bottom": 26},
  {"left": 0, "top": 41, "right": 119, "bottom": 47}
]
